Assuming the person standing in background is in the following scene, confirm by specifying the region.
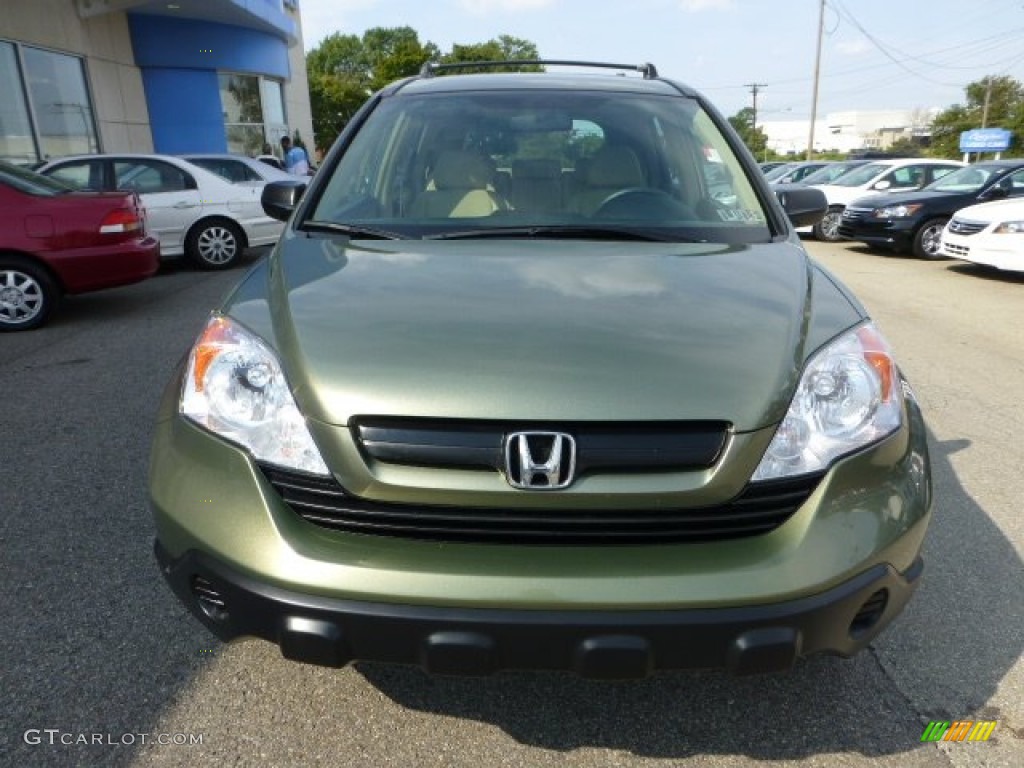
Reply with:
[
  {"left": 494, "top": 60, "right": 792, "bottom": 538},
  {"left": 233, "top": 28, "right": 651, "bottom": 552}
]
[{"left": 280, "top": 135, "right": 311, "bottom": 176}]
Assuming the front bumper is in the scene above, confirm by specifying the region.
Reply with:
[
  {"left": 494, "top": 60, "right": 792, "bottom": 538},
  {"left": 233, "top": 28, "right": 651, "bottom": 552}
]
[
  {"left": 942, "top": 233, "right": 1024, "bottom": 272},
  {"left": 156, "top": 540, "right": 923, "bottom": 678},
  {"left": 837, "top": 219, "right": 915, "bottom": 249}
]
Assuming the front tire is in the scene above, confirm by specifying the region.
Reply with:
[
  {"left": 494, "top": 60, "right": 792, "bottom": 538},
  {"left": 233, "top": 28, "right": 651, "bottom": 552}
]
[
  {"left": 813, "top": 207, "right": 844, "bottom": 242},
  {"left": 913, "top": 218, "right": 948, "bottom": 260},
  {"left": 186, "top": 219, "right": 245, "bottom": 270},
  {"left": 0, "top": 255, "right": 59, "bottom": 332}
]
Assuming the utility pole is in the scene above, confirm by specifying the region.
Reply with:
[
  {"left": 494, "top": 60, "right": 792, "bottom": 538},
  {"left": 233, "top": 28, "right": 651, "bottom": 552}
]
[
  {"left": 981, "top": 76, "right": 993, "bottom": 128},
  {"left": 807, "top": 0, "right": 825, "bottom": 160},
  {"left": 745, "top": 82, "right": 767, "bottom": 128}
]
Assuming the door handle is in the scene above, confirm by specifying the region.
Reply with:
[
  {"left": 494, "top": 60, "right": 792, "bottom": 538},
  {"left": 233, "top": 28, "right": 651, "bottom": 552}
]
[{"left": 173, "top": 201, "right": 196, "bottom": 209}]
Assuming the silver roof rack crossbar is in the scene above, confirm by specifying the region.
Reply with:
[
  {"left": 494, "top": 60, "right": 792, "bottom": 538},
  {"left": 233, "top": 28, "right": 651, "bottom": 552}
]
[{"left": 419, "top": 60, "right": 659, "bottom": 79}]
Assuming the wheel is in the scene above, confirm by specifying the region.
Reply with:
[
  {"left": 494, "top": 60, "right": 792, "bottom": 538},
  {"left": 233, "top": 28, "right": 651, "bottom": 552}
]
[
  {"left": 593, "top": 187, "right": 690, "bottom": 219},
  {"left": 186, "top": 219, "right": 245, "bottom": 270},
  {"left": 813, "top": 207, "right": 844, "bottom": 242},
  {"left": 912, "top": 218, "right": 949, "bottom": 260},
  {"left": 0, "top": 256, "right": 59, "bottom": 332}
]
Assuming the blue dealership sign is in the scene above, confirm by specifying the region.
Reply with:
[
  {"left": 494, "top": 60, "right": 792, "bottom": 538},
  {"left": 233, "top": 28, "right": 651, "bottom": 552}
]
[{"left": 960, "top": 128, "right": 1012, "bottom": 152}]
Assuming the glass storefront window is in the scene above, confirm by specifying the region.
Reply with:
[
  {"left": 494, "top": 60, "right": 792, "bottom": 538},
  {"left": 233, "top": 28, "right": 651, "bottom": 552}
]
[
  {"left": 261, "top": 79, "right": 285, "bottom": 126},
  {"left": 0, "top": 42, "right": 38, "bottom": 165},
  {"left": 219, "top": 73, "right": 288, "bottom": 157},
  {"left": 21, "top": 45, "right": 99, "bottom": 159}
]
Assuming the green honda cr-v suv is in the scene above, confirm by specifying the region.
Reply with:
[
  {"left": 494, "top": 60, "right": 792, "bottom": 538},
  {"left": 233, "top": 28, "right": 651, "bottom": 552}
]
[{"left": 150, "top": 61, "right": 931, "bottom": 679}]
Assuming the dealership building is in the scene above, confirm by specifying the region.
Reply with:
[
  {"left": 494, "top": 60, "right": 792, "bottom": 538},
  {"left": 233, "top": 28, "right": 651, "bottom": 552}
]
[{"left": 0, "top": 0, "right": 314, "bottom": 166}]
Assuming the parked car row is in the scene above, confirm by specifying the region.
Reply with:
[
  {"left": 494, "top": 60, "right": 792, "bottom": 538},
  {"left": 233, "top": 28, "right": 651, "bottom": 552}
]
[
  {"left": 0, "top": 160, "right": 159, "bottom": 331},
  {"left": 1, "top": 152, "right": 295, "bottom": 331},
  {"left": 37, "top": 154, "right": 286, "bottom": 270},
  {"left": 763, "top": 156, "right": 1024, "bottom": 270},
  {"left": 837, "top": 160, "right": 1024, "bottom": 259}
]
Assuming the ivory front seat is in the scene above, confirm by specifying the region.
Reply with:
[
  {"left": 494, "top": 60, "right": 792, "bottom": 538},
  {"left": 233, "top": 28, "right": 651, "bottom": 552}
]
[
  {"left": 571, "top": 146, "right": 645, "bottom": 216},
  {"left": 410, "top": 150, "right": 504, "bottom": 218},
  {"left": 509, "top": 157, "right": 564, "bottom": 214}
]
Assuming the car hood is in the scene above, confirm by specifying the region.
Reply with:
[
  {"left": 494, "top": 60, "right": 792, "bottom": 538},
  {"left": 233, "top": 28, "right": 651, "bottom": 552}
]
[
  {"left": 953, "top": 197, "right": 1024, "bottom": 223},
  {"left": 847, "top": 189, "right": 965, "bottom": 210},
  {"left": 227, "top": 235, "right": 863, "bottom": 432}
]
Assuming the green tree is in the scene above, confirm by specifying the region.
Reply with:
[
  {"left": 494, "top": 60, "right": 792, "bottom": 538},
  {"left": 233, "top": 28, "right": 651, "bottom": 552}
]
[
  {"left": 306, "top": 29, "right": 542, "bottom": 148},
  {"left": 362, "top": 27, "right": 439, "bottom": 90},
  {"left": 727, "top": 107, "right": 768, "bottom": 159},
  {"left": 308, "top": 71, "right": 369, "bottom": 146},
  {"left": 929, "top": 75, "right": 1024, "bottom": 158},
  {"left": 440, "top": 35, "right": 542, "bottom": 73}
]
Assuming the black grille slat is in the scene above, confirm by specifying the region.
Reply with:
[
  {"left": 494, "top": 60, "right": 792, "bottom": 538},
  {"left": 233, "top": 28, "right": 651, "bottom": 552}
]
[
  {"left": 354, "top": 418, "right": 729, "bottom": 473},
  {"left": 297, "top": 513, "right": 782, "bottom": 543},
  {"left": 259, "top": 465, "right": 821, "bottom": 545}
]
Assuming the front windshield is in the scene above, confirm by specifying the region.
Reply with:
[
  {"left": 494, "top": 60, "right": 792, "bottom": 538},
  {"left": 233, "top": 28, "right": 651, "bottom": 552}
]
[
  {"left": 829, "top": 163, "right": 890, "bottom": 187},
  {"left": 927, "top": 165, "right": 997, "bottom": 193},
  {"left": 762, "top": 163, "right": 795, "bottom": 182},
  {"left": 309, "top": 87, "right": 771, "bottom": 243},
  {"left": 801, "top": 162, "right": 863, "bottom": 186}
]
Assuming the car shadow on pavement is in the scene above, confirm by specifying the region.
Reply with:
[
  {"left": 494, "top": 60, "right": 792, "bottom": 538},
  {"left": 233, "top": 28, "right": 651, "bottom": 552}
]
[
  {"left": 357, "top": 432, "right": 1023, "bottom": 760},
  {"left": 945, "top": 262, "right": 1024, "bottom": 284}
]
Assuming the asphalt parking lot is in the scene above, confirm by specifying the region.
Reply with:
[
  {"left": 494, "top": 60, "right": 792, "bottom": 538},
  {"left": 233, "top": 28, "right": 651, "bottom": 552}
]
[{"left": 0, "top": 241, "right": 1021, "bottom": 767}]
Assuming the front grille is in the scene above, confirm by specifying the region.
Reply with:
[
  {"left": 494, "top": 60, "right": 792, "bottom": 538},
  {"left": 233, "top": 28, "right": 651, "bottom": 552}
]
[
  {"left": 948, "top": 218, "right": 985, "bottom": 235},
  {"left": 944, "top": 242, "right": 969, "bottom": 258},
  {"left": 842, "top": 206, "right": 873, "bottom": 222},
  {"left": 355, "top": 418, "right": 728, "bottom": 474},
  {"left": 259, "top": 464, "right": 823, "bottom": 546}
]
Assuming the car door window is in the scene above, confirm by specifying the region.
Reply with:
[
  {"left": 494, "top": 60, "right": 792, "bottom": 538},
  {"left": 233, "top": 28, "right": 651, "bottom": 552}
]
[
  {"left": 114, "top": 160, "right": 191, "bottom": 193},
  {"left": 47, "top": 160, "right": 103, "bottom": 190},
  {"left": 1005, "top": 169, "right": 1024, "bottom": 196},
  {"left": 885, "top": 166, "right": 925, "bottom": 191},
  {"left": 191, "top": 158, "right": 260, "bottom": 183},
  {"left": 928, "top": 165, "right": 959, "bottom": 184}
]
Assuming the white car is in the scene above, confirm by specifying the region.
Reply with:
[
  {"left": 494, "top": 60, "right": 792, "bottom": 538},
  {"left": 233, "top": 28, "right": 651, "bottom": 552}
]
[
  {"left": 940, "top": 198, "right": 1024, "bottom": 272},
  {"left": 802, "top": 158, "right": 964, "bottom": 242},
  {"left": 37, "top": 154, "right": 285, "bottom": 269}
]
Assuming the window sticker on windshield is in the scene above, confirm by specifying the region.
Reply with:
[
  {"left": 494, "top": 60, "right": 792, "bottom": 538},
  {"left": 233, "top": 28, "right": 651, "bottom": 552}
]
[{"left": 716, "top": 208, "right": 765, "bottom": 223}]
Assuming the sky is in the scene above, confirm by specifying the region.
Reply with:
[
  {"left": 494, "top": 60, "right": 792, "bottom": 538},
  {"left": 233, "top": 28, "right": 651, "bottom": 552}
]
[{"left": 295, "top": 0, "right": 1024, "bottom": 122}]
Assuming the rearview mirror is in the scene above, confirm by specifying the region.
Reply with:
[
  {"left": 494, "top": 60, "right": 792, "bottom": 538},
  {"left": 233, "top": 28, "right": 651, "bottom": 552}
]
[
  {"left": 775, "top": 186, "right": 827, "bottom": 228},
  {"left": 262, "top": 180, "right": 307, "bottom": 222},
  {"left": 872, "top": 180, "right": 892, "bottom": 191}
]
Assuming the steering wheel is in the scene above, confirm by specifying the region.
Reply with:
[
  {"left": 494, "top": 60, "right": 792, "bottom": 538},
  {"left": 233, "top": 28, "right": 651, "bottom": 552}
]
[{"left": 593, "top": 187, "right": 688, "bottom": 219}]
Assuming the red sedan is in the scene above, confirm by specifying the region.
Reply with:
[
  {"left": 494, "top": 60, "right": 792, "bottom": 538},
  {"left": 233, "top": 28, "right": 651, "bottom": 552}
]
[{"left": 0, "top": 161, "right": 160, "bottom": 331}]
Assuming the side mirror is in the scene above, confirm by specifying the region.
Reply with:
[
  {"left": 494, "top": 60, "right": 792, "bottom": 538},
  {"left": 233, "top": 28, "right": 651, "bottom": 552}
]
[
  {"left": 776, "top": 186, "right": 827, "bottom": 228},
  {"left": 872, "top": 180, "right": 892, "bottom": 191},
  {"left": 262, "top": 180, "right": 307, "bottom": 222}
]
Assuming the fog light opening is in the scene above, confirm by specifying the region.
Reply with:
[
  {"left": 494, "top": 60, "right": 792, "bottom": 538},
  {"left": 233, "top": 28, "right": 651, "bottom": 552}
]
[
  {"left": 190, "top": 574, "right": 229, "bottom": 623},
  {"left": 849, "top": 588, "right": 888, "bottom": 639}
]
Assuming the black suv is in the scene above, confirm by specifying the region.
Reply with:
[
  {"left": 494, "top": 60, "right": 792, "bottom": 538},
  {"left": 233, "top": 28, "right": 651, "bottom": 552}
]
[{"left": 837, "top": 160, "right": 1024, "bottom": 258}]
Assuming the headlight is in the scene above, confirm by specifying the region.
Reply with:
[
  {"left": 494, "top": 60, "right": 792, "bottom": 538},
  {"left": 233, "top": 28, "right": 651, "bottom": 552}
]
[
  {"left": 993, "top": 220, "right": 1024, "bottom": 234},
  {"left": 752, "top": 323, "right": 903, "bottom": 481},
  {"left": 181, "top": 316, "right": 330, "bottom": 476},
  {"left": 873, "top": 203, "right": 922, "bottom": 219}
]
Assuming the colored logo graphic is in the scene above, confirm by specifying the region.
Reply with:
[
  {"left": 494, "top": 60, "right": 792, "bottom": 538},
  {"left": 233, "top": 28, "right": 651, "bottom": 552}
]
[{"left": 921, "top": 721, "right": 997, "bottom": 742}]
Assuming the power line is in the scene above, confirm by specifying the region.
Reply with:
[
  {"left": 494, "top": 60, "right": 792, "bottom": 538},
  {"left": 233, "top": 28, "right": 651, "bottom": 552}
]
[{"left": 828, "top": 0, "right": 969, "bottom": 87}]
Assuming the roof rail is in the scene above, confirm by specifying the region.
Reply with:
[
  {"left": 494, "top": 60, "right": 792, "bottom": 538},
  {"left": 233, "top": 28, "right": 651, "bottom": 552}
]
[{"left": 419, "top": 60, "right": 659, "bottom": 79}]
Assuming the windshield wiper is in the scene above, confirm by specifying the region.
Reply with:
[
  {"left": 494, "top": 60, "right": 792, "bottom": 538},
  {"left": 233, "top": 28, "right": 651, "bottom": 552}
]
[
  {"left": 424, "top": 225, "right": 690, "bottom": 242},
  {"left": 300, "top": 221, "right": 402, "bottom": 240}
]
